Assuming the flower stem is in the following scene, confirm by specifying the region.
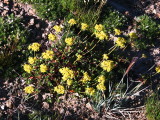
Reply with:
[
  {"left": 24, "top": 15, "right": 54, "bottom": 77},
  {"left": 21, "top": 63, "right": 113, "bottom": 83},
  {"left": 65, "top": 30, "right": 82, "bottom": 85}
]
[
  {"left": 83, "top": 39, "right": 101, "bottom": 55},
  {"left": 108, "top": 45, "right": 117, "bottom": 55}
]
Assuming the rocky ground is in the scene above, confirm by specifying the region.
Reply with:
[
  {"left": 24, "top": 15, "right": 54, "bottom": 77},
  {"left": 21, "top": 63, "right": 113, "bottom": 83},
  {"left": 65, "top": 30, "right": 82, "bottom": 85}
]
[{"left": 0, "top": 0, "right": 160, "bottom": 119}]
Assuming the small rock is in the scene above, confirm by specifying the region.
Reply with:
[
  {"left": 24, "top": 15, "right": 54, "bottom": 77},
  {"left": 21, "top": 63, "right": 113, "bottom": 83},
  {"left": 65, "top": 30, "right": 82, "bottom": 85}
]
[
  {"left": 14, "top": 8, "right": 19, "bottom": 11},
  {"left": 82, "top": 98, "right": 86, "bottom": 102},
  {"left": 29, "top": 18, "right": 34, "bottom": 25},
  {"left": 3, "top": 6, "right": 9, "bottom": 10},
  {"left": 29, "top": 9, "right": 36, "bottom": 15},
  {"left": 149, "top": 5, "right": 155, "bottom": 10},
  {"left": 20, "top": 10, "right": 24, "bottom": 16},
  {"left": 2, "top": 10, "right": 8, "bottom": 16},
  {"left": 0, "top": 2, "right": 3, "bottom": 7},
  {"left": 125, "top": 11, "right": 130, "bottom": 16},
  {"left": 5, "top": 99, "right": 12, "bottom": 108},
  {"left": 34, "top": 94, "right": 39, "bottom": 100},
  {"left": 36, "top": 24, "right": 40, "bottom": 28},
  {"left": 42, "top": 93, "right": 53, "bottom": 100},
  {"left": 42, "top": 33, "right": 46, "bottom": 38},
  {"left": 156, "top": 13, "right": 160, "bottom": 18},
  {"left": 0, "top": 98, "right": 6, "bottom": 101},
  {"left": 86, "top": 103, "right": 93, "bottom": 111},
  {"left": 42, "top": 102, "right": 49, "bottom": 109},
  {"left": 153, "top": 48, "right": 160, "bottom": 55},
  {"left": 0, "top": 105, "right": 5, "bottom": 110},
  {"left": 3, "top": 0, "right": 9, "bottom": 4},
  {"left": 14, "top": 3, "right": 18, "bottom": 7},
  {"left": 59, "top": 108, "right": 64, "bottom": 114},
  {"left": 153, "top": 9, "right": 157, "bottom": 14}
]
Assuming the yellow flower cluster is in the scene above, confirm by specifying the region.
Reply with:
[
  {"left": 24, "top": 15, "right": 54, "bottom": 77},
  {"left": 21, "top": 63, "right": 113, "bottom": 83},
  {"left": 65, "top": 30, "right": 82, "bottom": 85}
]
[
  {"left": 115, "top": 37, "right": 126, "bottom": 48},
  {"left": 54, "top": 85, "right": 65, "bottom": 94},
  {"left": 67, "top": 79, "right": 73, "bottom": 86},
  {"left": 81, "top": 72, "right": 91, "bottom": 83},
  {"left": 42, "top": 50, "right": 54, "bottom": 60},
  {"left": 155, "top": 66, "right": 160, "bottom": 73},
  {"left": 24, "top": 85, "right": 34, "bottom": 94},
  {"left": 40, "top": 64, "right": 47, "bottom": 73},
  {"left": 59, "top": 67, "right": 74, "bottom": 81},
  {"left": 81, "top": 23, "right": 88, "bottom": 31},
  {"left": 97, "top": 83, "right": 106, "bottom": 91},
  {"left": 23, "top": 64, "right": 32, "bottom": 73},
  {"left": 129, "top": 32, "right": 138, "bottom": 39},
  {"left": 48, "top": 33, "right": 56, "bottom": 41},
  {"left": 97, "top": 75, "right": 105, "bottom": 83},
  {"left": 85, "top": 87, "right": 95, "bottom": 96},
  {"left": 103, "top": 54, "right": 109, "bottom": 60},
  {"left": 95, "top": 31, "right": 108, "bottom": 40},
  {"left": 100, "top": 60, "right": 114, "bottom": 72},
  {"left": 95, "top": 24, "right": 103, "bottom": 31},
  {"left": 114, "top": 28, "right": 121, "bottom": 35},
  {"left": 65, "top": 37, "right": 74, "bottom": 46},
  {"left": 28, "top": 43, "right": 41, "bottom": 52},
  {"left": 68, "top": 19, "right": 76, "bottom": 26},
  {"left": 76, "top": 54, "right": 82, "bottom": 61},
  {"left": 97, "top": 75, "right": 106, "bottom": 91},
  {"left": 53, "top": 25, "right": 62, "bottom": 33},
  {"left": 28, "top": 57, "right": 36, "bottom": 64}
]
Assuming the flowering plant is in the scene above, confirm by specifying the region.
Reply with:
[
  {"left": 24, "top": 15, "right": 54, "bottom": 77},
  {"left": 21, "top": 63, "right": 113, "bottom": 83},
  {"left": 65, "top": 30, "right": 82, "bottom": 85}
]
[{"left": 22, "top": 18, "right": 146, "bottom": 111}]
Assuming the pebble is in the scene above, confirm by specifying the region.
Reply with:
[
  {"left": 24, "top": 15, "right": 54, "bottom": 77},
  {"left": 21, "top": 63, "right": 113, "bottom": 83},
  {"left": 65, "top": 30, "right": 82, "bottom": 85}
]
[
  {"left": 0, "top": 105, "right": 5, "bottom": 110},
  {"left": 0, "top": 2, "right": 3, "bottom": 7}
]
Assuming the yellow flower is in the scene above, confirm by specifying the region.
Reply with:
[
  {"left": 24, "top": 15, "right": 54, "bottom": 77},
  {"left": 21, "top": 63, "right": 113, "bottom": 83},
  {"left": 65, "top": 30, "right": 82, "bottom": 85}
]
[
  {"left": 65, "top": 37, "right": 74, "bottom": 46},
  {"left": 28, "top": 43, "right": 41, "bottom": 52},
  {"left": 24, "top": 85, "right": 34, "bottom": 94},
  {"left": 81, "top": 23, "right": 88, "bottom": 31},
  {"left": 53, "top": 25, "right": 62, "bottom": 33},
  {"left": 59, "top": 67, "right": 74, "bottom": 81},
  {"left": 155, "top": 66, "right": 160, "bottom": 73},
  {"left": 28, "top": 57, "right": 36, "bottom": 64},
  {"left": 54, "top": 85, "right": 65, "bottom": 94},
  {"left": 95, "top": 31, "right": 108, "bottom": 40},
  {"left": 95, "top": 24, "right": 103, "bottom": 31},
  {"left": 67, "top": 79, "right": 73, "bottom": 86},
  {"left": 85, "top": 87, "right": 95, "bottom": 96},
  {"left": 40, "top": 64, "right": 47, "bottom": 73},
  {"left": 81, "top": 72, "right": 91, "bottom": 83},
  {"left": 42, "top": 50, "right": 54, "bottom": 60},
  {"left": 129, "top": 32, "right": 138, "bottom": 39},
  {"left": 114, "top": 28, "right": 121, "bottom": 35},
  {"left": 97, "top": 75, "right": 105, "bottom": 83},
  {"left": 115, "top": 37, "right": 126, "bottom": 48},
  {"left": 48, "top": 33, "right": 56, "bottom": 41},
  {"left": 103, "top": 54, "right": 109, "bottom": 60},
  {"left": 97, "top": 83, "right": 106, "bottom": 91},
  {"left": 100, "top": 60, "right": 114, "bottom": 72},
  {"left": 76, "top": 54, "right": 82, "bottom": 61},
  {"left": 23, "top": 64, "right": 32, "bottom": 73},
  {"left": 68, "top": 19, "right": 76, "bottom": 26}
]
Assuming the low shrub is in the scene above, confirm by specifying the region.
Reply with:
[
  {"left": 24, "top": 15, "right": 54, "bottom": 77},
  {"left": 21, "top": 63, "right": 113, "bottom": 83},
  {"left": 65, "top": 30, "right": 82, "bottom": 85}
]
[
  {"left": 0, "top": 14, "right": 27, "bottom": 77},
  {"left": 135, "top": 14, "right": 160, "bottom": 49},
  {"left": 101, "top": 8, "right": 128, "bottom": 32},
  {"left": 19, "top": 0, "right": 105, "bottom": 28},
  {"left": 19, "top": 0, "right": 66, "bottom": 20}
]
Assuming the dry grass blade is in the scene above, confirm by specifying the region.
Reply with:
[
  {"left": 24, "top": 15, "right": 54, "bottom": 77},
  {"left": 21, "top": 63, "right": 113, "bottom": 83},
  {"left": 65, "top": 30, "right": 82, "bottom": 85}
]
[{"left": 124, "top": 57, "right": 138, "bottom": 77}]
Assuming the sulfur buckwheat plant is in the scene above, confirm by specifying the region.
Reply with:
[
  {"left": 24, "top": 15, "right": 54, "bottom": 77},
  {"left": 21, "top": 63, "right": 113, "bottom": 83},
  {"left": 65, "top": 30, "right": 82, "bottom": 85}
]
[{"left": 22, "top": 18, "right": 147, "bottom": 112}]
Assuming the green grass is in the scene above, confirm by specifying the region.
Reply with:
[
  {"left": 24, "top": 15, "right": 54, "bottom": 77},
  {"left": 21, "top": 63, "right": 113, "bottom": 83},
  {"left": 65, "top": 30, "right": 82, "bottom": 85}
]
[{"left": 146, "top": 93, "right": 160, "bottom": 120}]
